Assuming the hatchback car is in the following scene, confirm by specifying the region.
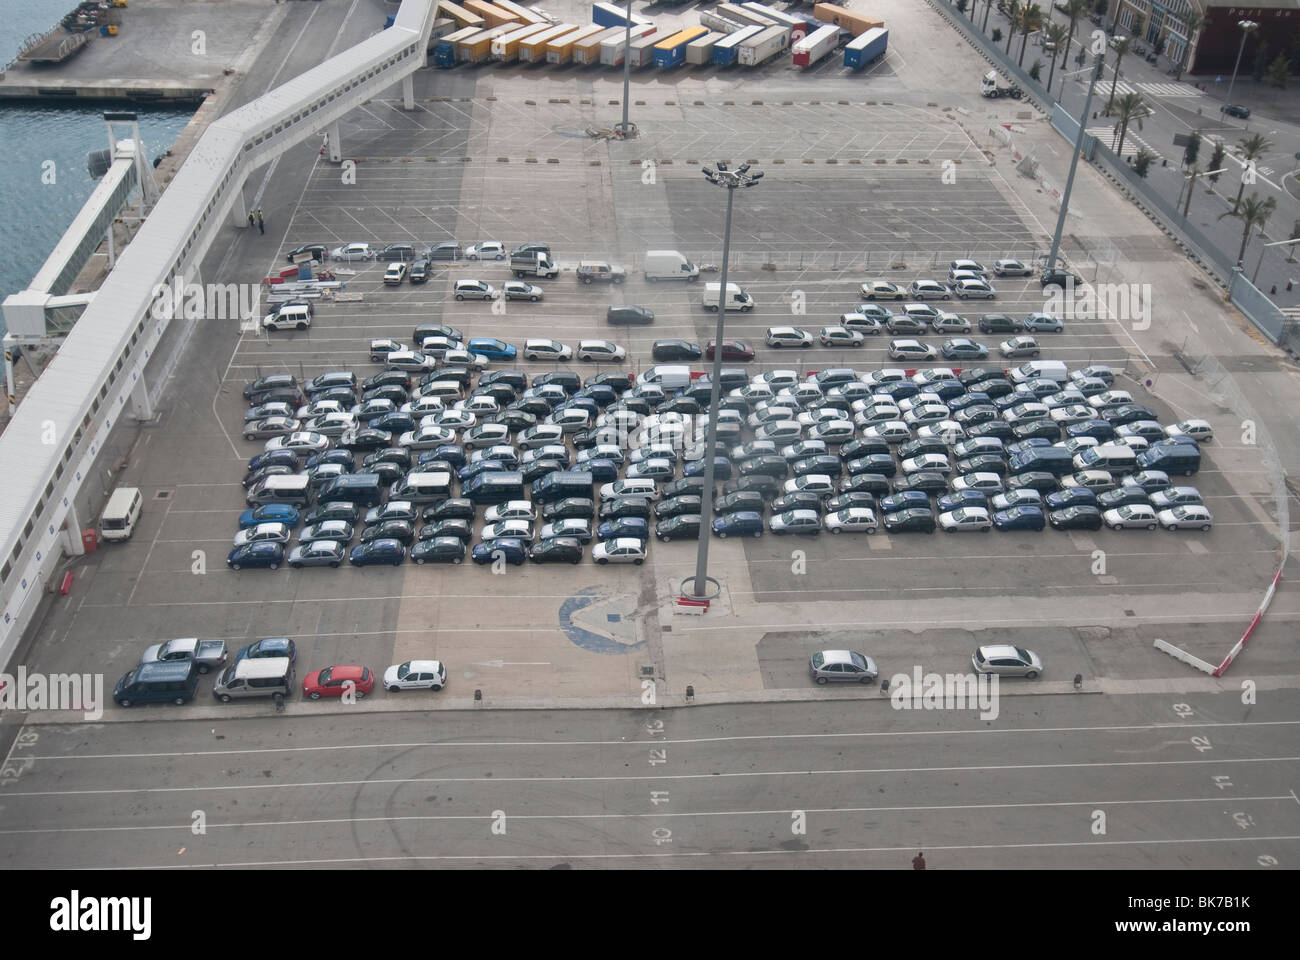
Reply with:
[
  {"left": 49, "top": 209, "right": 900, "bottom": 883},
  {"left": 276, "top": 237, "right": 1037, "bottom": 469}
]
[
  {"left": 972, "top": 645, "right": 1042, "bottom": 679},
  {"left": 809, "top": 650, "right": 878, "bottom": 684},
  {"left": 861, "top": 280, "right": 907, "bottom": 300},
  {"left": 941, "top": 338, "right": 989, "bottom": 361},
  {"left": 530, "top": 537, "right": 586, "bottom": 564},
  {"left": 978, "top": 313, "right": 1021, "bottom": 334},
  {"left": 349, "top": 538, "right": 406, "bottom": 566},
  {"left": 823, "top": 507, "right": 878, "bottom": 534},
  {"left": 882, "top": 508, "right": 936, "bottom": 533},
  {"left": 1103, "top": 504, "right": 1159, "bottom": 530},
  {"left": 999, "top": 336, "right": 1041, "bottom": 359},
  {"left": 409, "top": 537, "right": 467, "bottom": 564},
  {"left": 766, "top": 326, "right": 814, "bottom": 348},
  {"left": 454, "top": 279, "right": 497, "bottom": 301},
  {"left": 523, "top": 339, "right": 571, "bottom": 362},
  {"left": 226, "top": 541, "right": 285, "bottom": 570},
  {"left": 1023, "top": 312, "right": 1064, "bottom": 333},
  {"left": 819, "top": 326, "right": 865, "bottom": 348},
  {"left": 711, "top": 511, "right": 764, "bottom": 538},
  {"left": 909, "top": 279, "right": 951, "bottom": 300},
  {"left": 1158, "top": 504, "right": 1213, "bottom": 531},
  {"left": 953, "top": 278, "right": 996, "bottom": 299},
  {"left": 993, "top": 259, "right": 1032, "bottom": 276},
  {"left": 769, "top": 509, "right": 822, "bottom": 535},
  {"left": 303, "top": 665, "right": 374, "bottom": 699},
  {"left": 471, "top": 537, "right": 527, "bottom": 565}
]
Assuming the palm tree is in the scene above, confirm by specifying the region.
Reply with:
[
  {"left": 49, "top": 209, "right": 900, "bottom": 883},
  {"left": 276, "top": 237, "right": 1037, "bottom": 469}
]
[
  {"left": 982, "top": 0, "right": 996, "bottom": 33},
  {"left": 1045, "top": 22, "right": 1070, "bottom": 93},
  {"left": 1220, "top": 193, "right": 1277, "bottom": 266},
  {"left": 1234, "top": 133, "right": 1273, "bottom": 210},
  {"left": 1005, "top": 0, "right": 1022, "bottom": 56},
  {"left": 1064, "top": 0, "right": 1087, "bottom": 50},
  {"left": 1111, "top": 92, "right": 1150, "bottom": 157},
  {"left": 1106, "top": 36, "right": 1132, "bottom": 111},
  {"left": 1018, "top": 2, "right": 1044, "bottom": 66}
]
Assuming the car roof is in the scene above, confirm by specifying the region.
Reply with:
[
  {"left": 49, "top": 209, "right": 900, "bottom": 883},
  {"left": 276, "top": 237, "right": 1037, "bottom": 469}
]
[{"left": 977, "top": 644, "right": 1022, "bottom": 658}]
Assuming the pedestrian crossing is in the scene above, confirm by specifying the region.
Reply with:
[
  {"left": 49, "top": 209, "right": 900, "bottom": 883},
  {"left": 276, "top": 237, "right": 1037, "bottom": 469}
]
[
  {"left": 1086, "top": 126, "right": 1164, "bottom": 161},
  {"left": 1138, "top": 82, "right": 1203, "bottom": 99}
]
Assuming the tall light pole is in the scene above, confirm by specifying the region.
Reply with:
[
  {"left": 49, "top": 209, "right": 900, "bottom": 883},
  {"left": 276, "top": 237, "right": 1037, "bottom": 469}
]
[
  {"left": 615, "top": 0, "right": 636, "bottom": 136},
  {"left": 683, "top": 162, "right": 763, "bottom": 601},
  {"left": 1223, "top": 20, "right": 1258, "bottom": 113},
  {"left": 1045, "top": 51, "right": 1105, "bottom": 274}
]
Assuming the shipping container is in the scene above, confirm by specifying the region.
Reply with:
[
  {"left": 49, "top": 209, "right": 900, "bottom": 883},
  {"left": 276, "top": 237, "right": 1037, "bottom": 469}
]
[
  {"left": 592, "top": 1, "right": 652, "bottom": 28},
  {"left": 426, "top": 18, "right": 459, "bottom": 52},
  {"left": 491, "top": 0, "right": 549, "bottom": 26},
  {"left": 464, "top": 0, "right": 518, "bottom": 28},
  {"left": 717, "top": 3, "right": 776, "bottom": 28},
  {"left": 548, "top": 23, "right": 605, "bottom": 63},
  {"left": 737, "top": 24, "right": 789, "bottom": 66},
  {"left": 843, "top": 25, "right": 886, "bottom": 68},
  {"left": 435, "top": 25, "right": 485, "bottom": 67},
  {"left": 628, "top": 30, "right": 663, "bottom": 67},
  {"left": 711, "top": 24, "right": 762, "bottom": 66},
  {"left": 698, "top": 10, "right": 750, "bottom": 34},
  {"left": 599, "top": 22, "right": 656, "bottom": 65},
  {"left": 791, "top": 22, "right": 839, "bottom": 66},
  {"left": 813, "top": 4, "right": 883, "bottom": 37},
  {"left": 742, "top": 3, "right": 808, "bottom": 40},
  {"left": 435, "top": 1, "right": 487, "bottom": 28},
  {"left": 574, "top": 25, "right": 625, "bottom": 64},
  {"left": 520, "top": 23, "right": 580, "bottom": 62},
  {"left": 652, "top": 26, "right": 710, "bottom": 68},
  {"left": 459, "top": 24, "right": 517, "bottom": 62},
  {"left": 491, "top": 21, "right": 551, "bottom": 60},
  {"left": 686, "top": 30, "right": 725, "bottom": 64}
]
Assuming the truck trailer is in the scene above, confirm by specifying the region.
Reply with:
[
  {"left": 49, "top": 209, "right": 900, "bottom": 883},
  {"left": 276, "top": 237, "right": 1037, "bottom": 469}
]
[
  {"left": 574, "top": 25, "right": 625, "bottom": 64},
  {"left": 464, "top": 0, "right": 518, "bottom": 28},
  {"left": 491, "top": 0, "right": 548, "bottom": 26},
  {"left": 792, "top": 23, "right": 840, "bottom": 66},
  {"left": 742, "top": 2, "right": 808, "bottom": 40},
  {"left": 653, "top": 26, "right": 710, "bottom": 68},
  {"left": 459, "top": 24, "right": 517, "bottom": 62},
  {"left": 712, "top": 24, "right": 762, "bottom": 65},
  {"left": 843, "top": 25, "right": 887, "bottom": 68},
  {"left": 627, "top": 30, "right": 662, "bottom": 67},
  {"left": 548, "top": 23, "right": 605, "bottom": 63},
  {"left": 717, "top": 2, "right": 776, "bottom": 28},
  {"left": 814, "top": 3, "right": 883, "bottom": 36},
  {"left": 737, "top": 24, "right": 790, "bottom": 66},
  {"left": 492, "top": 21, "right": 550, "bottom": 60},
  {"left": 435, "top": 25, "right": 485, "bottom": 66},
  {"left": 519, "top": 23, "right": 578, "bottom": 62},
  {"left": 686, "top": 30, "right": 725, "bottom": 63},
  {"left": 592, "top": 1, "right": 651, "bottom": 28},
  {"left": 698, "top": 10, "right": 750, "bottom": 34},
  {"left": 599, "top": 22, "right": 656, "bottom": 65}
]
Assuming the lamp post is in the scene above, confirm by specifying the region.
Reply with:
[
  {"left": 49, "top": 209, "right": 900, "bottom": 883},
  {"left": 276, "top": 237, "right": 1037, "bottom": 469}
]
[
  {"left": 615, "top": 0, "right": 636, "bottom": 137},
  {"left": 1253, "top": 236, "right": 1298, "bottom": 285},
  {"left": 1223, "top": 20, "right": 1258, "bottom": 114},
  {"left": 683, "top": 162, "right": 763, "bottom": 601},
  {"left": 1045, "top": 51, "right": 1105, "bottom": 275}
]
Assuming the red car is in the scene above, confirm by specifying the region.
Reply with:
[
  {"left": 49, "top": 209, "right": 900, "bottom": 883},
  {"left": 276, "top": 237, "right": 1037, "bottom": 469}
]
[
  {"left": 302, "top": 665, "right": 374, "bottom": 700},
  {"left": 705, "top": 339, "right": 755, "bottom": 362}
]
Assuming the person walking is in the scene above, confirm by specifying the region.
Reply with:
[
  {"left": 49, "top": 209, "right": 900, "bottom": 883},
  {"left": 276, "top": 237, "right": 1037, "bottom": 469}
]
[
  {"left": 256, "top": 209, "right": 265, "bottom": 235},
  {"left": 912, "top": 851, "right": 926, "bottom": 870},
  {"left": 247, "top": 211, "right": 255, "bottom": 228}
]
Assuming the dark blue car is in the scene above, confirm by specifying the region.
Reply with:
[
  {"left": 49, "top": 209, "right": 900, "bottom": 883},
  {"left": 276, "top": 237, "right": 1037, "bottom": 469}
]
[
  {"left": 306, "top": 449, "right": 356, "bottom": 471},
  {"left": 597, "top": 517, "right": 650, "bottom": 541},
  {"left": 246, "top": 449, "right": 300, "bottom": 473},
  {"left": 712, "top": 511, "right": 764, "bottom": 538},
  {"left": 227, "top": 541, "right": 285, "bottom": 570},
  {"left": 1045, "top": 488, "right": 1098, "bottom": 510},
  {"left": 471, "top": 537, "right": 527, "bottom": 565},
  {"left": 234, "top": 636, "right": 297, "bottom": 662},
  {"left": 459, "top": 459, "right": 510, "bottom": 483},
  {"left": 574, "top": 385, "right": 618, "bottom": 407},
  {"left": 992, "top": 505, "right": 1046, "bottom": 530},
  {"left": 880, "top": 490, "right": 930, "bottom": 514},
  {"left": 937, "top": 490, "right": 988, "bottom": 513},
  {"left": 424, "top": 444, "right": 466, "bottom": 468},
  {"left": 368, "top": 411, "right": 416, "bottom": 435},
  {"left": 1066, "top": 419, "right": 1116, "bottom": 442},
  {"left": 349, "top": 538, "right": 406, "bottom": 566},
  {"left": 237, "top": 504, "right": 300, "bottom": 528},
  {"left": 684, "top": 456, "right": 732, "bottom": 480}
]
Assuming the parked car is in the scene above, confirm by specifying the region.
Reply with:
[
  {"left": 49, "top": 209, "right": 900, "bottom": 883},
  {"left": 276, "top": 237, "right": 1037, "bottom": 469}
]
[
  {"left": 972, "top": 645, "right": 1042, "bottom": 679},
  {"left": 809, "top": 650, "right": 878, "bottom": 684},
  {"left": 303, "top": 664, "right": 374, "bottom": 699}
]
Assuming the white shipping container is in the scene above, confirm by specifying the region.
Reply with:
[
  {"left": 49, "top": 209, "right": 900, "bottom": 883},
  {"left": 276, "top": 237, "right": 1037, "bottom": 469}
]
[
  {"left": 737, "top": 24, "right": 789, "bottom": 66},
  {"left": 627, "top": 29, "right": 661, "bottom": 67},
  {"left": 698, "top": 10, "right": 748, "bottom": 34},
  {"left": 573, "top": 26, "right": 625, "bottom": 64},
  {"left": 791, "top": 23, "right": 839, "bottom": 67},
  {"left": 686, "top": 30, "right": 725, "bottom": 64},
  {"left": 599, "top": 22, "right": 655, "bottom": 65}
]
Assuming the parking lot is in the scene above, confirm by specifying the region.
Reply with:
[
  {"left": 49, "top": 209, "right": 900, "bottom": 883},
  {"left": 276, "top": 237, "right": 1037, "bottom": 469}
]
[{"left": 14, "top": 0, "right": 1293, "bottom": 723}]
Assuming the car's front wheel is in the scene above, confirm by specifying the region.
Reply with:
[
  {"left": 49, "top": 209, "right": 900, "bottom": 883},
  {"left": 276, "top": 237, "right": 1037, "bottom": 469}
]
[
  {"left": 1024, "top": 670, "right": 1039, "bottom": 680},
  {"left": 389, "top": 685, "right": 402, "bottom": 692},
  {"left": 308, "top": 692, "right": 321, "bottom": 700},
  {"left": 860, "top": 676, "right": 873, "bottom": 684}
]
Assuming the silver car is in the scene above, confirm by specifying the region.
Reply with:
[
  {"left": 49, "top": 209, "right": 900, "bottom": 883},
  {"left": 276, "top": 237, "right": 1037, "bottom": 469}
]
[
  {"left": 809, "top": 650, "right": 878, "bottom": 684},
  {"left": 972, "top": 644, "right": 1042, "bottom": 679},
  {"left": 287, "top": 540, "right": 346, "bottom": 568}
]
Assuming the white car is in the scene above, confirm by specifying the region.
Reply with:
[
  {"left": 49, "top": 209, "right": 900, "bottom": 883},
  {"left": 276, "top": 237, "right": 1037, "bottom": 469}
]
[
  {"left": 897, "top": 392, "right": 943, "bottom": 414},
  {"left": 1050, "top": 404, "right": 1094, "bottom": 425},
  {"left": 442, "top": 349, "right": 490, "bottom": 370},
  {"left": 232, "top": 522, "right": 293, "bottom": 547},
  {"left": 951, "top": 472, "right": 1005, "bottom": 494},
  {"left": 1061, "top": 469, "right": 1116, "bottom": 492},
  {"left": 523, "top": 339, "right": 573, "bottom": 361},
  {"left": 991, "top": 488, "right": 1042, "bottom": 510},
  {"left": 592, "top": 537, "right": 646, "bottom": 565},
  {"left": 264, "top": 431, "right": 330, "bottom": 454},
  {"left": 518, "top": 424, "right": 566, "bottom": 450},
  {"left": 769, "top": 509, "right": 823, "bottom": 535},
  {"left": 458, "top": 395, "right": 499, "bottom": 416},
  {"left": 861, "top": 420, "right": 912, "bottom": 443},
  {"left": 953, "top": 278, "right": 996, "bottom": 299},
  {"left": 398, "top": 425, "right": 458, "bottom": 449},
  {"left": 1165, "top": 419, "right": 1213, "bottom": 442},
  {"left": 939, "top": 507, "right": 992, "bottom": 532},
  {"left": 401, "top": 396, "right": 445, "bottom": 417},
  {"left": 465, "top": 241, "right": 505, "bottom": 260},
  {"left": 600, "top": 479, "right": 661, "bottom": 501},
  {"left": 931, "top": 311, "right": 972, "bottom": 333},
  {"left": 383, "top": 262, "right": 408, "bottom": 284},
  {"left": 888, "top": 339, "right": 938, "bottom": 361},
  {"left": 909, "top": 279, "right": 951, "bottom": 300},
  {"left": 578, "top": 340, "right": 626, "bottom": 362},
  {"left": 1087, "top": 389, "right": 1133, "bottom": 410},
  {"left": 755, "top": 369, "right": 800, "bottom": 390},
  {"left": 902, "top": 404, "right": 952, "bottom": 427},
  {"left": 992, "top": 258, "right": 1032, "bottom": 276},
  {"left": 819, "top": 326, "right": 865, "bottom": 347},
  {"left": 824, "top": 507, "right": 878, "bottom": 533},
  {"left": 914, "top": 421, "right": 964, "bottom": 443},
  {"left": 1158, "top": 504, "right": 1213, "bottom": 531},
  {"left": 797, "top": 407, "right": 850, "bottom": 428},
  {"left": 383, "top": 660, "right": 447, "bottom": 691},
  {"left": 1103, "top": 504, "right": 1159, "bottom": 530},
  {"left": 1058, "top": 436, "right": 1099, "bottom": 454},
  {"left": 840, "top": 312, "right": 884, "bottom": 335},
  {"left": 901, "top": 453, "right": 952, "bottom": 475},
  {"left": 783, "top": 474, "right": 835, "bottom": 497},
  {"left": 809, "top": 420, "right": 855, "bottom": 444},
  {"left": 954, "top": 436, "right": 1006, "bottom": 459},
  {"left": 330, "top": 242, "right": 373, "bottom": 261},
  {"left": 766, "top": 326, "right": 814, "bottom": 348},
  {"left": 418, "top": 336, "right": 465, "bottom": 357},
  {"left": 949, "top": 259, "right": 988, "bottom": 277},
  {"left": 431, "top": 408, "right": 477, "bottom": 429},
  {"left": 385, "top": 350, "right": 440, "bottom": 372},
  {"left": 481, "top": 519, "right": 534, "bottom": 541},
  {"left": 626, "top": 459, "right": 675, "bottom": 481},
  {"left": 540, "top": 519, "right": 592, "bottom": 542},
  {"left": 502, "top": 280, "right": 544, "bottom": 301},
  {"left": 861, "top": 368, "right": 909, "bottom": 388},
  {"left": 484, "top": 500, "right": 537, "bottom": 524}
]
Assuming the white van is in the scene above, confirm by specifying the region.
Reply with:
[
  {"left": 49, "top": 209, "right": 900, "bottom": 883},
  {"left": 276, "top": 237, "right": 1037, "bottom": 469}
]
[
  {"left": 702, "top": 282, "right": 754, "bottom": 312},
  {"left": 212, "top": 657, "right": 295, "bottom": 702},
  {"left": 635, "top": 365, "right": 692, "bottom": 390},
  {"left": 644, "top": 250, "right": 700, "bottom": 282},
  {"left": 247, "top": 474, "right": 310, "bottom": 506},
  {"left": 1009, "top": 360, "right": 1068, "bottom": 384},
  {"left": 1074, "top": 443, "right": 1138, "bottom": 473},
  {"left": 262, "top": 302, "right": 313, "bottom": 331},
  {"left": 101, "top": 486, "right": 143, "bottom": 542}
]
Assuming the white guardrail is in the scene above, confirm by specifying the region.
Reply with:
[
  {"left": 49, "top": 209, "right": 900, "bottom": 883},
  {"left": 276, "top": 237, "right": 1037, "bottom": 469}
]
[{"left": 0, "top": 1, "right": 441, "bottom": 669}]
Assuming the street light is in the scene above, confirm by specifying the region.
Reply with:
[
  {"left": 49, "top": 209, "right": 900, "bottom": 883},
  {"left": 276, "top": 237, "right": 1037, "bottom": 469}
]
[
  {"left": 1046, "top": 51, "right": 1106, "bottom": 275},
  {"left": 615, "top": 0, "right": 636, "bottom": 137},
  {"left": 1223, "top": 20, "right": 1259, "bottom": 113},
  {"left": 683, "top": 161, "right": 763, "bottom": 601}
]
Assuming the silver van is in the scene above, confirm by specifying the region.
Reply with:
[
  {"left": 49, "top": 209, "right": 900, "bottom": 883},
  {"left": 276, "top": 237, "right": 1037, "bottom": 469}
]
[
  {"left": 390, "top": 471, "right": 453, "bottom": 503},
  {"left": 212, "top": 657, "right": 295, "bottom": 702},
  {"left": 246, "top": 474, "right": 311, "bottom": 506},
  {"left": 1074, "top": 443, "right": 1138, "bottom": 473}
]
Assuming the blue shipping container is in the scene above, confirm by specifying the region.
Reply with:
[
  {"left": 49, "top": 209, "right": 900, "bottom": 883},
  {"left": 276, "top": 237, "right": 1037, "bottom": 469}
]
[{"left": 844, "top": 26, "right": 887, "bottom": 69}]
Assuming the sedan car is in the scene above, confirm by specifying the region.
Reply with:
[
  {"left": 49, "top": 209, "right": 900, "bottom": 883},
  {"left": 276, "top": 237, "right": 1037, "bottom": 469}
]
[
  {"left": 888, "top": 339, "right": 938, "bottom": 362},
  {"left": 302, "top": 665, "right": 374, "bottom": 699},
  {"left": 972, "top": 645, "right": 1042, "bottom": 679},
  {"left": 453, "top": 279, "right": 497, "bottom": 301},
  {"left": 522, "top": 339, "right": 571, "bottom": 362},
  {"left": 287, "top": 540, "right": 347, "bottom": 568}
]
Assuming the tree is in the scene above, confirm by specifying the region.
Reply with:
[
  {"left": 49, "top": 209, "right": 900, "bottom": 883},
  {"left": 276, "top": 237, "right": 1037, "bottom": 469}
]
[
  {"left": 1134, "top": 147, "right": 1156, "bottom": 178},
  {"left": 1182, "top": 164, "right": 1200, "bottom": 218},
  {"left": 1005, "top": 0, "right": 1022, "bottom": 56},
  {"left": 1234, "top": 133, "right": 1273, "bottom": 210},
  {"left": 1030, "top": 58, "right": 1043, "bottom": 81},
  {"left": 1018, "top": 2, "right": 1044, "bottom": 66},
  {"left": 1183, "top": 129, "right": 1201, "bottom": 168},
  {"left": 1267, "top": 53, "right": 1289, "bottom": 89},
  {"left": 1107, "top": 36, "right": 1132, "bottom": 111},
  {"left": 1111, "top": 92, "right": 1150, "bottom": 158},
  {"left": 1219, "top": 193, "right": 1277, "bottom": 266},
  {"left": 1046, "top": 22, "right": 1070, "bottom": 92},
  {"left": 1207, "top": 141, "right": 1227, "bottom": 185},
  {"left": 982, "top": 0, "right": 995, "bottom": 33},
  {"left": 1065, "top": 0, "right": 1087, "bottom": 50}
]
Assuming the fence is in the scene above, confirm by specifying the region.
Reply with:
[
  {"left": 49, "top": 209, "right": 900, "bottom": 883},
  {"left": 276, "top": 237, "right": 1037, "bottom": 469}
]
[{"left": 1228, "top": 268, "right": 1286, "bottom": 342}]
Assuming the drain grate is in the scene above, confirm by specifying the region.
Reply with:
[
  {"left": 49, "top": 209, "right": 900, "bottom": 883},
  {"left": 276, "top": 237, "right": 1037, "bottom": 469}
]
[
  {"left": 640, "top": 665, "right": 655, "bottom": 678},
  {"left": 154, "top": 490, "right": 173, "bottom": 501},
  {"left": 662, "top": 625, "right": 672, "bottom": 632}
]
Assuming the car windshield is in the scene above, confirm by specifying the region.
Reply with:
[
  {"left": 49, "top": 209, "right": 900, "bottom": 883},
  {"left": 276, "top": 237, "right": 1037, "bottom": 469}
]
[{"left": 396, "top": 662, "right": 412, "bottom": 679}]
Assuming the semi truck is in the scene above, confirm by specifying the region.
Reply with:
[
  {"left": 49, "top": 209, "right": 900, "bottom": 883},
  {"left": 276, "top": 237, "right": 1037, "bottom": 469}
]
[
  {"left": 980, "top": 69, "right": 1023, "bottom": 98},
  {"left": 843, "top": 25, "right": 887, "bottom": 69},
  {"left": 738, "top": 24, "right": 789, "bottom": 66},
  {"left": 792, "top": 23, "right": 840, "bottom": 66}
]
